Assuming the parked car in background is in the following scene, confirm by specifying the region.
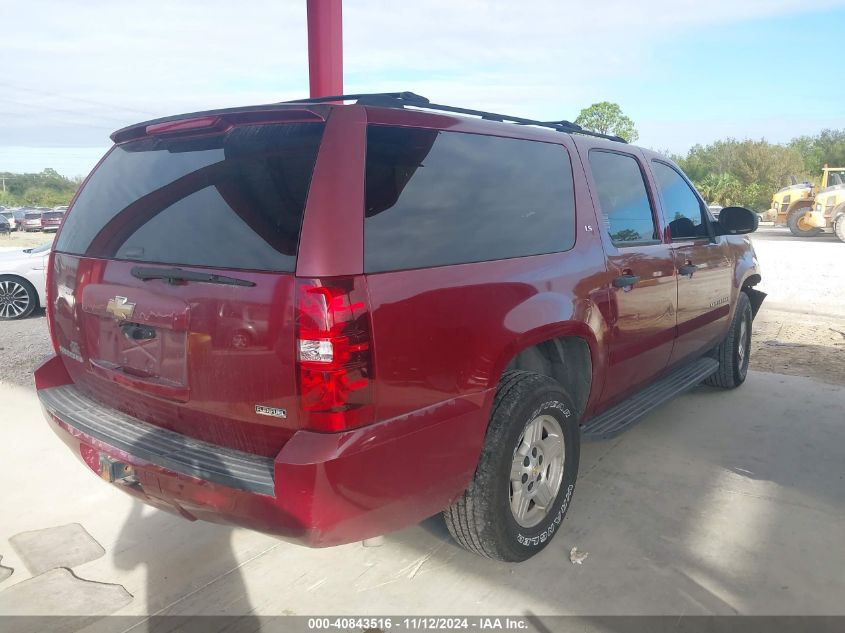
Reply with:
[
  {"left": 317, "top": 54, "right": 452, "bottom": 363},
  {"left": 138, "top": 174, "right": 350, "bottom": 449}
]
[
  {"left": 0, "top": 242, "right": 50, "bottom": 319},
  {"left": 0, "top": 210, "right": 17, "bottom": 231},
  {"left": 41, "top": 210, "right": 66, "bottom": 233},
  {"left": 35, "top": 92, "right": 764, "bottom": 562},
  {"left": 22, "top": 209, "right": 43, "bottom": 232},
  {"left": 0, "top": 215, "right": 10, "bottom": 235},
  {"left": 708, "top": 204, "right": 723, "bottom": 219},
  {"left": 12, "top": 209, "right": 27, "bottom": 231}
]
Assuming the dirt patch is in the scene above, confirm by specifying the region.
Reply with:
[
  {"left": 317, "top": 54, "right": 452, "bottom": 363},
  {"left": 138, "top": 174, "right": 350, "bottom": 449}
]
[
  {"left": 751, "top": 307, "right": 845, "bottom": 386},
  {"left": 0, "top": 231, "right": 54, "bottom": 250}
]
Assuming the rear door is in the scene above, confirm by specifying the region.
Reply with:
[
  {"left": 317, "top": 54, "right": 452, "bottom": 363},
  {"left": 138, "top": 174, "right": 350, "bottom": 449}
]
[
  {"left": 50, "top": 120, "right": 325, "bottom": 456},
  {"left": 648, "top": 159, "right": 733, "bottom": 366},
  {"left": 582, "top": 147, "right": 677, "bottom": 405}
]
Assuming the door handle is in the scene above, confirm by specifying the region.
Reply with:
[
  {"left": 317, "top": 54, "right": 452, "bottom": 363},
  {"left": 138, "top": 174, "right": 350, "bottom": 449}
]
[
  {"left": 678, "top": 264, "right": 698, "bottom": 276},
  {"left": 612, "top": 274, "right": 641, "bottom": 288}
]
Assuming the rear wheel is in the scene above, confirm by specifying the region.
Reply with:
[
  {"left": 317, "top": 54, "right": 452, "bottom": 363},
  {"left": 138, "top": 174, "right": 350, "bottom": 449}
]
[
  {"left": 705, "top": 292, "right": 752, "bottom": 389},
  {"left": 444, "top": 371, "right": 580, "bottom": 562},
  {"left": 787, "top": 207, "right": 822, "bottom": 237},
  {"left": 0, "top": 276, "right": 38, "bottom": 320},
  {"left": 834, "top": 212, "right": 845, "bottom": 243}
]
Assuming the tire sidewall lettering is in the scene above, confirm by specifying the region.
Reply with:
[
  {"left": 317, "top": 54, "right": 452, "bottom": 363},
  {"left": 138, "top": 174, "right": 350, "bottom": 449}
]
[{"left": 516, "top": 484, "right": 574, "bottom": 547}]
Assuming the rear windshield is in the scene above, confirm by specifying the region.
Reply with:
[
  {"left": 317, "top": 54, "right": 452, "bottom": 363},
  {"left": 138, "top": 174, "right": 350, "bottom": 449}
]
[
  {"left": 43, "top": 212, "right": 64, "bottom": 219},
  {"left": 25, "top": 212, "right": 41, "bottom": 219},
  {"left": 56, "top": 123, "right": 324, "bottom": 272}
]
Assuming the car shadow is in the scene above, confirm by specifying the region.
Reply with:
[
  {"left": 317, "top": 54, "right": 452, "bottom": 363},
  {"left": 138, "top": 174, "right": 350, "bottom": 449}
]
[{"left": 110, "top": 443, "right": 261, "bottom": 629}]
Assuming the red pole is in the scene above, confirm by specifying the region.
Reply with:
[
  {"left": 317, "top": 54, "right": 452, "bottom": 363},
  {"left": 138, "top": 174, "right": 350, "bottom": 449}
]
[{"left": 307, "top": 0, "right": 343, "bottom": 98}]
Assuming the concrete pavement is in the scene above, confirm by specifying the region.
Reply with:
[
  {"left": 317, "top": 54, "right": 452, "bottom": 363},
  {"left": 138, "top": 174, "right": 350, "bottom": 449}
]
[{"left": 1, "top": 371, "right": 843, "bottom": 617}]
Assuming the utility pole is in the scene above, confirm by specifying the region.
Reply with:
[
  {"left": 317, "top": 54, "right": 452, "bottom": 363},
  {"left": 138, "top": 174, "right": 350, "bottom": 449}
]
[{"left": 307, "top": 0, "right": 343, "bottom": 98}]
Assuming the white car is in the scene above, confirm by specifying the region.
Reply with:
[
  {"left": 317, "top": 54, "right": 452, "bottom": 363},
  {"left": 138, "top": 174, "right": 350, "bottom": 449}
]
[
  {"left": 0, "top": 242, "right": 50, "bottom": 320},
  {"left": 1, "top": 210, "right": 17, "bottom": 231}
]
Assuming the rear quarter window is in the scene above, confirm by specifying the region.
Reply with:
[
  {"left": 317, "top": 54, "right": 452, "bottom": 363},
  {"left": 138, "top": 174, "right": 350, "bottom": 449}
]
[
  {"left": 56, "top": 123, "right": 324, "bottom": 272},
  {"left": 364, "top": 126, "right": 576, "bottom": 273}
]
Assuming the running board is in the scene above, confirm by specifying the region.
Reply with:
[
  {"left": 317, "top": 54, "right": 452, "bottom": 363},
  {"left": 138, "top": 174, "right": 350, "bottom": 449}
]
[{"left": 582, "top": 357, "right": 719, "bottom": 441}]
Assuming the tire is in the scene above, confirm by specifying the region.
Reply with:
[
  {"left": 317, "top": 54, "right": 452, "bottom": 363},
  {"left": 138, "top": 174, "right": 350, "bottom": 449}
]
[
  {"left": 786, "top": 208, "right": 822, "bottom": 237},
  {"left": 834, "top": 213, "right": 845, "bottom": 243},
  {"left": 444, "top": 370, "right": 580, "bottom": 562},
  {"left": 705, "top": 292, "right": 752, "bottom": 389},
  {"left": 0, "top": 275, "right": 38, "bottom": 320}
]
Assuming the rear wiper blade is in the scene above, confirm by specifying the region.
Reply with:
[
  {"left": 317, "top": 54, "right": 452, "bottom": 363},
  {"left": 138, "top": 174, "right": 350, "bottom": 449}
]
[{"left": 131, "top": 266, "right": 255, "bottom": 287}]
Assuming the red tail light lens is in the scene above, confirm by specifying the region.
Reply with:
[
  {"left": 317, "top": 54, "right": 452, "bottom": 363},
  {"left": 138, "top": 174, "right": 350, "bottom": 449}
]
[
  {"left": 296, "top": 277, "right": 374, "bottom": 432},
  {"left": 45, "top": 251, "right": 59, "bottom": 354}
]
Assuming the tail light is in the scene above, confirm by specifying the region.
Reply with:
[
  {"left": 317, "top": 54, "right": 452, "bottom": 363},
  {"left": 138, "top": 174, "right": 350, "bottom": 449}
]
[
  {"left": 45, "top": 251, "right": 59, "bottom": 354},
  {"left": 295, "top": 276, "right": 375, "bottom": 432}
]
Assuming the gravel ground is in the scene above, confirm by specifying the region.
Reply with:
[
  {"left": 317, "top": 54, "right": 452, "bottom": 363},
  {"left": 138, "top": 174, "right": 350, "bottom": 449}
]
[
  {"left": 0, "top": 225, "right": 842, "bottom": 389},
  {"left": 0, "top": 310, "right": 52, "bottom": 389}
]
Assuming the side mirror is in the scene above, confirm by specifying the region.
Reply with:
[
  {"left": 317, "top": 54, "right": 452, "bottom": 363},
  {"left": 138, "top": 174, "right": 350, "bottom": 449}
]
[{"left": 716, "top": 206, "right": 758, "bottom": 235}]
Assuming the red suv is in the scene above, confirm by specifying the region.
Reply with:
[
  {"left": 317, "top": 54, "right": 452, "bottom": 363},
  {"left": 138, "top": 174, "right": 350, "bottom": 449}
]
[
  {"left": 41, "top": 210, "right": 66, "bottom": 233},
  {"left": 35, "top": 93, "right": 763, "bottom": 561}
]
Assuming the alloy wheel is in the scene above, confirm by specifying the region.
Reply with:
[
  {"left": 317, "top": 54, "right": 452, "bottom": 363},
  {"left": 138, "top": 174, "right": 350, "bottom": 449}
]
[
  {"left": 0, "top": 280, "right": 31, "bottom": 319},
  {"left": 509, "top": 414, "right": 565, "bottom": 528}
]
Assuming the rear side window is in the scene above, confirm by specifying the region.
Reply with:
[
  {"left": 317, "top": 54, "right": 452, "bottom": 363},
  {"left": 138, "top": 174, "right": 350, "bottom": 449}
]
[
  {"left": 56, "top": 123, "right": 324, "bottom": 272},
  {"left": 650, "top": 161, "right": 708, "bottom": 240},
  {"left": 588, "top": 150, "right": 657, "bottom": 246},
  {"left": 364, "top": 127, "right": 576, "bottom": 273}
]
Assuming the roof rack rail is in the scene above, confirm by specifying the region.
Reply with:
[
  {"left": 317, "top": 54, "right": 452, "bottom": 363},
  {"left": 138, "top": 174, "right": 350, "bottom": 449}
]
[{"left": 281, "top": 92, "right": 626, "bottom": 143}]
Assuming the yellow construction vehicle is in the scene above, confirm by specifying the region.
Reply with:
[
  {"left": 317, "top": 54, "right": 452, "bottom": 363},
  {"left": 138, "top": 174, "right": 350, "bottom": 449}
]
[
  {"left": 771, "top": 165, "right": 845, "bottom": 238},
  {"left": 809, "top": 172, "right": 845, "bottom": 242}
]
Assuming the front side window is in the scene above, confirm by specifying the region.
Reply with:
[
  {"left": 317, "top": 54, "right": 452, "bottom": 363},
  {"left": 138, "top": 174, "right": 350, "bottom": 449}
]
[
  {"left": 651, "top": 161, "right": 707, "bottom": 240},
  {"left": 588, "top": 150, "right": 657, "bottom": 246},
  {"left": 364, "top": 127, "right": 576, "bottom": 273}
]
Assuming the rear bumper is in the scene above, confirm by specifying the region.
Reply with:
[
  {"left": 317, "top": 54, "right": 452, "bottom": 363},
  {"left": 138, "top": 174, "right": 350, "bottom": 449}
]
[{"left": 35, "top": 354, "right": 488, "bottom": 546}]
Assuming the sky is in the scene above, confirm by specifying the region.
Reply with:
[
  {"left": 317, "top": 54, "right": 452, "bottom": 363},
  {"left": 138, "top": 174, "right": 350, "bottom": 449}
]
[{"left": 2, "top": 0, "right": 845, "bottom": 177}]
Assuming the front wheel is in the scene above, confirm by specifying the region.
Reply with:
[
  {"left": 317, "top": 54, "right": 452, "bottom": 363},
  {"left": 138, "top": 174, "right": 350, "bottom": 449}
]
[
  {"left": 444, "top": 371, "right": 580, "bottom": 562},
  {"left": 705, "top": 292, "right": 753, "bottom": 388},
  {"left": 0, "top": 276, "right": 38, "bottom": 320},
  {"left": 786, "top": 208, "right": 822, "bottom": 237}
]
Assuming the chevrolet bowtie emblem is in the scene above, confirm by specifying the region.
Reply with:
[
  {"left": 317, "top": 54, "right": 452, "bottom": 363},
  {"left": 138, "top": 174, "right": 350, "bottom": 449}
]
[{"left": 106, "top": 296, "right": 136, "bottom": 321}]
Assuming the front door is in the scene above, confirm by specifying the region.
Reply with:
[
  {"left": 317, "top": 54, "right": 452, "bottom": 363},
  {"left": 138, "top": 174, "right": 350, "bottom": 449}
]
[
  {"left": 583, "top": 148, "right": 677, "bottom": 406},
  {"left": 648, "top": 160, "right": 733, "bottom": 366}
]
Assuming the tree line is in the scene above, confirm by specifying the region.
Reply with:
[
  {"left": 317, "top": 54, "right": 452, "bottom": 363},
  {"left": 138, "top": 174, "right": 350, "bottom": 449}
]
[
  {"left": 576, "top": 101, "right": 845, "bottom": 212},
  {"left": 672, "top": 130, "right": 845, "bottom": 211},
  {"left": 0, "top": 168, "right": 81, "bottom": 208}
]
